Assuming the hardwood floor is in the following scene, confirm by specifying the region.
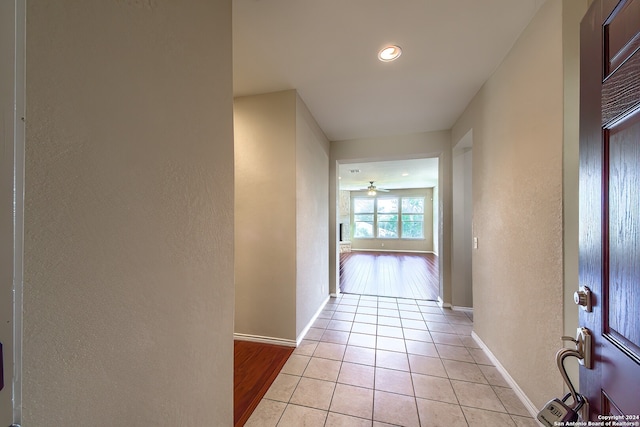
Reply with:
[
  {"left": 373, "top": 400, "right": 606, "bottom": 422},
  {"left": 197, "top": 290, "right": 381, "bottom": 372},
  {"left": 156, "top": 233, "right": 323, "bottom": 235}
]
[
  {"left": 234, "top": 340, "right": 294, "bottom": 427},
  {"left": 339, "top": 251, "right": 439, "bottom": 300}
]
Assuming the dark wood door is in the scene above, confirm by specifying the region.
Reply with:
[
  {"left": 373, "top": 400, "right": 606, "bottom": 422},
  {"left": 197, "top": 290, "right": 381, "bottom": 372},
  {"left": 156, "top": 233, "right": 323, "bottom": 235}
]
[{"left": 579, "top": 0, "right": 640, "bottom": 419}]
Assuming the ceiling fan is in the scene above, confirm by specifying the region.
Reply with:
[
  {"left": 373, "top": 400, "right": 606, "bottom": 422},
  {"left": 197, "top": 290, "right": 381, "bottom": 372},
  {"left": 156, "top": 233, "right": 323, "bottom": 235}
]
[{"left": 362, "top": 181, "right": 389, "bottom": 196}]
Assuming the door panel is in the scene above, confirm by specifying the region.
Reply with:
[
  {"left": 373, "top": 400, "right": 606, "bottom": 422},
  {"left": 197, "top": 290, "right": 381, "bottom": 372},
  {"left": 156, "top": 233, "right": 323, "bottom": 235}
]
[
  {"left": 602, "top": 100, "right": 640, "bottom": 417},
  {"left": 580, "top": 0, "right": 640, "bottom": 419},
  {"left": 604, "top": 0, "right": 640, "bottom": 72},
  {"left": 607, "top": 112, "right": 640, "bottom": 356}
]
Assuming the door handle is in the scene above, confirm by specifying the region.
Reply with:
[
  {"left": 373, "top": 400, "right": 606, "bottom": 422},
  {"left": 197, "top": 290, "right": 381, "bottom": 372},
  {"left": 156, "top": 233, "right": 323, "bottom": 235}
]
[{"left": 561, "top": 327, "right": 592, "bottom": 369}]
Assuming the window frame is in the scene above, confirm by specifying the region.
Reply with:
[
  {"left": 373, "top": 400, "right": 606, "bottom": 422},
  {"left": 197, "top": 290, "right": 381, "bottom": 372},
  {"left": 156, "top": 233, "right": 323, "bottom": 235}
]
[
  {"left": 351, "top": 194, "right": 426, "bottom": 240},
  {"left": 376, "top": 197, "right": 399, "bottom": 239},
  {"left": 400, "top": 196, "right": 425, "bottom": 239},
  {"left": 352, "top": 197, "right": 375, "bottom": 239}
]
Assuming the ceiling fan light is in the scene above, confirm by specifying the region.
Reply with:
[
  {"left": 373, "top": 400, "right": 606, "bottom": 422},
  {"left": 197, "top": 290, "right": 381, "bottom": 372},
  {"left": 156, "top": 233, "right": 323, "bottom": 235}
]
[
  {"left": 367, "top": 181, "right": 378, "bottom": 196},
  {"left": 378, "top": 45, "right": 402, "bottom": 62}
]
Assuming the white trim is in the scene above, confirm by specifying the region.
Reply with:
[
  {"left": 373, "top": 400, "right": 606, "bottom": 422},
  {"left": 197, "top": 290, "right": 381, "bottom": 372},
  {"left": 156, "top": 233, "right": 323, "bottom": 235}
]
[
  {"left": 233, "top": 295, "right": 331, "bottom": 348},
  {"left": 452, "top": 306, "right": 473, "bottom": 313},
  {"left": 233, "top": 333, "right": 297, "bottom": 348},
  {"left": 471, "top": 332, "right": 540, "bottom": 419},
  {"left": 351, "top": 249, "right": 433, "bottom": 254},
  {"left": 296, "top": 295, "right": 330, "bottom": 345},
  {"left": 437, "top": 297, "right": 452, "bottom": 308}
]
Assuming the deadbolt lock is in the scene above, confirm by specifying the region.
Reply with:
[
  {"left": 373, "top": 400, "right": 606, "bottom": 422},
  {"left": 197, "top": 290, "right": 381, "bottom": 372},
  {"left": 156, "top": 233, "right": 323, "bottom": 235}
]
[{"left": 574, "top": 286, "right": 592, "bottom": 312}]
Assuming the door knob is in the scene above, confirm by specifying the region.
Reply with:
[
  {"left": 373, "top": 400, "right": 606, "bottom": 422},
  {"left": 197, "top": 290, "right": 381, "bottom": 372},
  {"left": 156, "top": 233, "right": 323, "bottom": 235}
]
[
  {"left": 561, "top": 327, "right": 592, "bottom": 369},
  {"left": 574, "top": 286, "right": 592, "bottom": 312}
]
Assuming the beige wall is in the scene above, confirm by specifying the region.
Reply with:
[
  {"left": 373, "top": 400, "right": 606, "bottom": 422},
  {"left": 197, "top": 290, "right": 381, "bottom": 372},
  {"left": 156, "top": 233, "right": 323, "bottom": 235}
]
[
  {"left": 235, "top": 91, "right": 297, "bottom": 341},
  {"left": 295, "top": 95, "right": 331, "bottom": 338},
  {"left": 348, "top": 188, "right": 434, "bottom": 253},
  {"left": 234, "top": 90, "right": 330, "bottom": 343},
  {"left": 0, "top": 1, "right": 22, "bottom": 422},
  {"left": 330, "top": 131, "right": 452, "bottom": 302},
  {"left": 432, "top": 185, "right": 439, "bottom": 254},
  {"left": 24, "top": 1, "right": 235, "bottom": 425},
  {"left": 452, "top": 142, "right": 473, "bottom": 308},
  {"left": 451, "top": 0, "right": 587, "bottom": 408}
]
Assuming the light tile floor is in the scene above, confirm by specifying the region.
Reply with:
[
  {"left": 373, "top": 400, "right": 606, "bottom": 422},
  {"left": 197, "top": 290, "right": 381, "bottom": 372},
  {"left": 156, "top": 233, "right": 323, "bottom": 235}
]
[{"left": 246, "top": 294, "right": 539, "bottom": 427}]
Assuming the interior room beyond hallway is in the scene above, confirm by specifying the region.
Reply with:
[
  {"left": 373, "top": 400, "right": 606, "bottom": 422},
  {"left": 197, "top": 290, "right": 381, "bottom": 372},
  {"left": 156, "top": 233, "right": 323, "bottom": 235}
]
[{"left": 340, "top": 251, "right": 439, "bottom": 301}]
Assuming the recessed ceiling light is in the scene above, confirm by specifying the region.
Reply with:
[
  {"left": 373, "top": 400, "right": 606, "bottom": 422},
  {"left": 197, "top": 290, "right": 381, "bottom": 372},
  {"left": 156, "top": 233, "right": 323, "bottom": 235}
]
[
  {"left": 402, "top": 173, "right": 409, "bottom": 177},
  {"left": 378, "top": 45, "right": 402, "bottom": 62}
]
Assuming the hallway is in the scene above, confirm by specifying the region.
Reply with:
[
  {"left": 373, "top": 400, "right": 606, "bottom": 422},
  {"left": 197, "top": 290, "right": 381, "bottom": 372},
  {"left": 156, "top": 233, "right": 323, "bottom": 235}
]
[{"left": 245, "top": 294, "right": 537, "bottom": 426}]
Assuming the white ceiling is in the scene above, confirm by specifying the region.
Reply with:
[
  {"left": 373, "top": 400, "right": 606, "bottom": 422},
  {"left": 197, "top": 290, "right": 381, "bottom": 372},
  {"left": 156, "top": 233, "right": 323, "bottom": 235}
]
[
  {"left": 338, "top": 158, "right": 439, "bottom": 191},
  {"left": 233, "top": 0, "right": 545, "bottom": 188}
]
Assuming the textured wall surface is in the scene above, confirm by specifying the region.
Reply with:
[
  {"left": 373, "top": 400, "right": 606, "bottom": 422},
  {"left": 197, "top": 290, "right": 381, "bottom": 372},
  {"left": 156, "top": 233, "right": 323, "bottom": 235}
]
[
  {"left": 234, "top": 90, "right": 331, "bottom": 342},
  {"left": 234, "top": 90, "right": 298, "bottom": 341},
  {"left": 295, "top": 95, "right": 330, "bottom": 339},
  {"left": 330, "top": 131, "right": 452, "bottom": 301},
  {"left": 0, "top": 2, "right": 21, "bottom": 422},
  {"left": 452, "top": 148, "right": 473, "bottom": 308},
  {"left": 452, "top": 0, "right": 571, "bottom": 408},
  {"left": 24, "top": 1, "right": 235, "bottom": 424}
]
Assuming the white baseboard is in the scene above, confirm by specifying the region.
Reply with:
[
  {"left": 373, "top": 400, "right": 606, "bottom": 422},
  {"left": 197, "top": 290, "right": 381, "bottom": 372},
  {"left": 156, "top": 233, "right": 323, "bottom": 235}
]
[
  {"left": 234, "top": 333, "right": 297, "bottom": 347},
  {"left": 352, "top": 249, "right": 432, "bottom": 254},
  {"left": 437, "top": 297, "right": 452, "bottom": 308},
  {"left": 234, "top": 296, "right": 331, "bottom": 348},
  {"left": 296, "top": 295, "right": 330, "bottom": 346},
  {"left": 439, "top": 300, "right": 473, "bottom": 314},
  {"left": 471, "top": 332, "right": 540, "bottom": 419}
]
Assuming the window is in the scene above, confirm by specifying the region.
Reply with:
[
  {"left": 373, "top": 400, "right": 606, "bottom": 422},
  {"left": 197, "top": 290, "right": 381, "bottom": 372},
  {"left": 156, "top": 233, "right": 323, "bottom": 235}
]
[
  {"left": 353, "top": 198, "right": 374, "bottom": 238},
  {"left": 352, "top": 195, "right": 426, "bottom": 240},
  {"left": 401, "top": 197, "right": 425, "bottom": 239},
  {"left": 377, "top": 198, "right": 398, "bottom": 238}
]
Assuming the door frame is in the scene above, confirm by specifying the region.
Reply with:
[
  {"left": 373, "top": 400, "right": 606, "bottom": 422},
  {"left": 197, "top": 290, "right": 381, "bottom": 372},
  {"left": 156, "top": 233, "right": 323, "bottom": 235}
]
[
  {"left": 334, "top": 154, "right": 446, "bottom": 302},
  {"left": 0, "top": 0, "right": 25, "bottom": 424}
]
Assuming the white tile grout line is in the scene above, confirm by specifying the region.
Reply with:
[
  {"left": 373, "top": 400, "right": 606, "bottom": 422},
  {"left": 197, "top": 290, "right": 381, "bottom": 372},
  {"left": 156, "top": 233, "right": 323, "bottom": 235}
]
[{"left": 253, "top": 294, "right": 539, "bottom": 426}]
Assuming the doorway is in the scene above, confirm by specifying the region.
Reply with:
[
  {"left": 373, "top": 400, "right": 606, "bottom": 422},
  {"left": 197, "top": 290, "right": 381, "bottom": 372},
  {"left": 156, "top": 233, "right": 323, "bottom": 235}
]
[
  {"left": 451, "top": 130, "right": 473, "bottom": 308},
  {"left": 336, "top": 158, "right": 441, "bottom": 301}
]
